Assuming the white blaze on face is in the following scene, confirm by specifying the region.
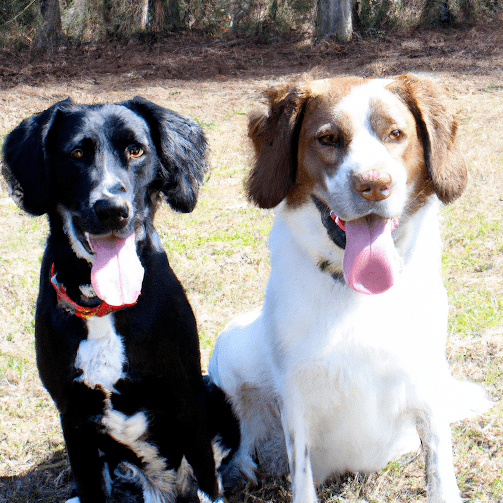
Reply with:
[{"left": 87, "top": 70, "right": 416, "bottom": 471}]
[{"left": 324, "top": 79, "right": 409, "bottom": 295}]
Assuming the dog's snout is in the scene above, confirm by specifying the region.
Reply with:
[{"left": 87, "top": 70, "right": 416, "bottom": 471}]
[
  {"left": 94, "top": 198, "right": 129, "bottom": 229},
  {"left": 352, "top": 170, "right": 393, "bottom": 201}
]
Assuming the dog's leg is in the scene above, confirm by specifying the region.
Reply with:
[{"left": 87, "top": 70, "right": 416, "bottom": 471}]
[
  {"left": 182, "top": 395, "right": 221, "bottom": 502},
  {"left": 185, "top": 438, "right": 221, "bottom": 503},
  {"left": 417, "top": 411, "right": 462, "bottom": 503},
  {"left": 225, "top": 419, "right": 258, "bottom": 485},
  {"left": 280, "top": 402, "right": 318, "bottom": 503},
  {"left": 61, "top": 413, "right": 110, "bottom": 503}
]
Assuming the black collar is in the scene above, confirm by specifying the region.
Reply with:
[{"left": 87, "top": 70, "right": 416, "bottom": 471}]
[{"left": 311, "top": 195, "right": 346, "bottom": 250}]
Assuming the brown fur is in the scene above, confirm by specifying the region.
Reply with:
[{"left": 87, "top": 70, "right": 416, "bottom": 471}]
[
  {"left": 246, "top": 83, "right": 310, "bottom": 209},
  {"left": 389, "top": 74, "right": 467, "bottom": 204},
  {"left": 246, "top": 74, "right": 466, "bottom": 211}
]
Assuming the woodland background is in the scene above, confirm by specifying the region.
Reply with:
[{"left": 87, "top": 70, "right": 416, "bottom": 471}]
[{"left": 0, "top": 0, "right": 501, "bottom": 50}]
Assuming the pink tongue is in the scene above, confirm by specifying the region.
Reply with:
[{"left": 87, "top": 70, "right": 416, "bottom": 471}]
[
  {"left": 343, "top": 217, "right": 400, "bottom": 295},
  {"left": 90, "top": 233, "right": 144, "bottom": 306}
]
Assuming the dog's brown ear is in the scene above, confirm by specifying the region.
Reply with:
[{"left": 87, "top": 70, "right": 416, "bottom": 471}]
[
  {"left": 391, "top": 75, "right": 467, "bottom": 204},
  {"left": 246, "top": 84, "right": 309, "bottom": 209}
]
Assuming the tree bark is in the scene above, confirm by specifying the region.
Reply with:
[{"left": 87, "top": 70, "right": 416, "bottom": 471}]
[
  {"left": 167, "top": 0, "right": 180, "bottom": 27},
  {"left": 37, "top": 0, "right": 62, "bottom": 49},
  {"left": 316, "top": 0, "right": 352, "bottom": 42},
  {"left": 140, "top": 0, "right": 149, "bottom": 29},
  {"left": 151, "top": 0, "right": 180, "bottom": 30}
]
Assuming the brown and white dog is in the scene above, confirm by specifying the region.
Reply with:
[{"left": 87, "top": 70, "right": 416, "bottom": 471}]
[{"left": 208, "top": 75, "right": 491, "bottom": 503}]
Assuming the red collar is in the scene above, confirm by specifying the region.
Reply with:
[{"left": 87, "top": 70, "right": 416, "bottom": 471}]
[{"left": 50, "top": 263, "right": 136, "bottom": 319}]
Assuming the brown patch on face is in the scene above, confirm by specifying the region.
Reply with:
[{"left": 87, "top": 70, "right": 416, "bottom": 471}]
[
  {"left": 368, "top": 95, "right": 435, "bottom": 216},
  {"left": 246, "top": 77, "right": 367, "bottom": 210},
  {"left": 286, "top": 77, "right": 365, "bottom": 209},
  {"left": 387, "top": 75, "right": 467, "bottom": 205}
]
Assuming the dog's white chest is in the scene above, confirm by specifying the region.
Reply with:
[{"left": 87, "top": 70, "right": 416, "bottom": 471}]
[{"left": 75, "top": 314, "right": 126, "bottom": 391}]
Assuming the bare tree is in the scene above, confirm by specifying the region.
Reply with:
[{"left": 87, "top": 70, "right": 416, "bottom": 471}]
[
  {"left": 420, "top": 0, "right": 452, "bottom": 24},
  {"left": 151, "top": 0, "right": 180, "bottom": 30},
  {"left": 140, "top": 0, "right": 149, "bottom": 29},
  {"left": 316, "top": 0, "right": 352, "bottom": 41},
  {"left": 37, "top": 0, "right": 62, "bottom": 48},
  {"left": 168, "top": 0, "right": 181, "bottom": 26}
]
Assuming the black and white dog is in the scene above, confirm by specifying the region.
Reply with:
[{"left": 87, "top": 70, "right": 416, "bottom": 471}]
[{"left": 2, "top": 97, "right": 239, "bottom": 503}]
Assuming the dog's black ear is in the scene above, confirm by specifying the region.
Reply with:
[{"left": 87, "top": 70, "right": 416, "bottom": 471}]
[
  {"left": 121, "top": 96, "right": 208, "bottom": 213},
  {"left": 246, "top": 83, "right": 309, "bottom": 209},
  {"left": 2, "top": 98, "right": 71, "bottom": 215},
  {"left": 391, "top": 75, "right": 467, "bottom": 204}
]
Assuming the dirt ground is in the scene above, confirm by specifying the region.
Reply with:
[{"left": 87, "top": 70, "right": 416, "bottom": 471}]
[
  {"left": 1, "top": 22, "right": 503, "bottom": 106},
  {"left": 0, "top": 21, "right": 502, "bottom": 503}
]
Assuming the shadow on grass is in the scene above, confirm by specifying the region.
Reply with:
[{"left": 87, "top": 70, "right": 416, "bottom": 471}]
[
  {"left": 0, "top": 449, "right": 72, "bottom": 503},
  {"left": 0, "top": 449, "right": 146, "bottom": 503}
]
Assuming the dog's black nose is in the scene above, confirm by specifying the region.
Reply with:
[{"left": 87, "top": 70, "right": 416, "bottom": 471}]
[{"left": 94, "top": 198, "right": 129, "bottom": 230}]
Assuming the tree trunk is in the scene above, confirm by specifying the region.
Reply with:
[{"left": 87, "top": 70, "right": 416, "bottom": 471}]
[
  {"left": 37, "top": 0, "right": 62, "bottom": 49},
  {"left": 140, "top": 0, "right": 149, "bottom": 29},
  {"left": 420, "top": 0, "right": 452, "bottom": 25},
  {"left": 168, "top": 0, "right": 180, "bottom": 27},
  {"left": 316, "top": 0, "right": 352, "bottom": 42},
  {"left": 151, "top": 0, "right": 180, "bottom": 30}
]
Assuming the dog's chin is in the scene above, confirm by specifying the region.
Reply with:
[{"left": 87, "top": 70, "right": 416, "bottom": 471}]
[
  {"left": 58, "top": 205, "right": 135, "bottom": 265},
  {"left": 58, "top": 206, "right": 95, "bottom": 264}
]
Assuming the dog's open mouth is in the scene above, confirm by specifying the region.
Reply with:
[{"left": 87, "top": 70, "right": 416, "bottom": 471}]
[
  {"left": 331, "top": 212, "right": 401, "bottom": 295},
  {"left": 86, "top": 232, "right": 144, "bottom": 307},
  {"left": 64, "top": 211, "right": 145, "bottom": 307},
  {"left": 312, "top": 195, "right": 402, "bottom": 295}
]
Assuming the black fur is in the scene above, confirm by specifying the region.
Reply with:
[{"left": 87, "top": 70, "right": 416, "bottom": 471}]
[
  {"left": 310, "top": 195, "right": 346, "bottom": 250},
  {"left": 2, "top": 98, "right": 239, "bottom": 503}
]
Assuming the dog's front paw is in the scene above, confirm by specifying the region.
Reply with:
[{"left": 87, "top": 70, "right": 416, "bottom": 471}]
[
  {"left": 220, "top": 450, "right": 257, "bottom": 489},
  {"left": 427, "top": 479, "right": 463, "bottom": 503}
]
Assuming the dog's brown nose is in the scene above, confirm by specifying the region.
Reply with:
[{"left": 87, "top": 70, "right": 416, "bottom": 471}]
[{"left": 352, "top": 170, "right": 393, "bottom": 201}]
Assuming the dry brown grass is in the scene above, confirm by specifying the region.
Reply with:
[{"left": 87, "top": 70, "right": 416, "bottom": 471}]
[{"left": 1, "top": 25, "right": 502, "bottom": 502}]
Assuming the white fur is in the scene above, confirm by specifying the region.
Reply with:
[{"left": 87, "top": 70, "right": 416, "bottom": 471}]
[
  {"left": 209, "top": 81, "right": 491, "bottom": 503},
  {"left": 210, "top": 199, "right": 490, "bottom": 503},
  {"left": 58, "top": 204, "right": 95, "bottom": 264},
  {"left": 75, "top": 315, "right": 126, "bottom": 392},
  {"left": 198, "top": 490, "right": 224, "bottom": 503}
]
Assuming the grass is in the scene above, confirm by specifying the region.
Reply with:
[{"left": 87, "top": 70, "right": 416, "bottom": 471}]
[{"left": 0, "top": 72, "right": 502, "bottom": 502}]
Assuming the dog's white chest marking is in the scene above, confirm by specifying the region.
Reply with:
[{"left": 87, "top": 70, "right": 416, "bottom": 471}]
[
  {"left": 75, "top": 314, "right": 126, "bottom": 391},
  {"left": 74, "top": 316, "right": 181, "bottom": 502}
]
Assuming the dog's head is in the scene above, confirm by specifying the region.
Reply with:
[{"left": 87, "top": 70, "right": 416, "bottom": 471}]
[
  {"left": 2, "top": 97, "right": 208, "bottom": 305},
  {"left": 247, "top": 75, "right": 466, "bottom": 294},
  {"left": 2, "top": 96, "right": 207, "bottom": 218}
]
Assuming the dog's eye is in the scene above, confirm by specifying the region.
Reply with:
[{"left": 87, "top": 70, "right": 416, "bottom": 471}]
[
  {"left": 71, "top": 148, "right": 84, "bottom": 159},
  {"left": 388, "top": 130, "right": 403, "bottom": 141},
  {"left": 128, "top": 146, "right": 144, "bottom": 158},
  {"left": 318, "top": 135, "right": 339, "bottom": 147}
]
